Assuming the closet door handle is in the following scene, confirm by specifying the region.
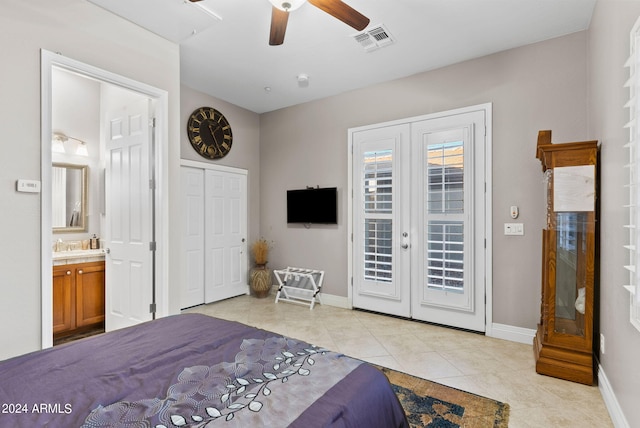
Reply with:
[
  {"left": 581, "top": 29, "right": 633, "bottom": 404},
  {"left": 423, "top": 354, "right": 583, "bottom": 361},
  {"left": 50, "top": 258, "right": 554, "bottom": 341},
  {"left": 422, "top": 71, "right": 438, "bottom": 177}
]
[{"left": 78, "top": 270, "right": 83, "bottom": 275}]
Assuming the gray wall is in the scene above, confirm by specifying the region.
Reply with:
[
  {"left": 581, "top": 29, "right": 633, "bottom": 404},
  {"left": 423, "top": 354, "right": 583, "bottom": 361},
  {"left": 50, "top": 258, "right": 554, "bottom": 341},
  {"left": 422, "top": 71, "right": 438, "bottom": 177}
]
[
  {"left": 589, "top": 1, "right": 640, "bottom": 426},
  {"left": 179, "top": 85, "right": 262, "bottom": 270},
  {"left": 0, "top": 0, "right": 181, "bottom": 360},
  {"left": 260, "top": 31, "right": 589, "bottom": 331}
]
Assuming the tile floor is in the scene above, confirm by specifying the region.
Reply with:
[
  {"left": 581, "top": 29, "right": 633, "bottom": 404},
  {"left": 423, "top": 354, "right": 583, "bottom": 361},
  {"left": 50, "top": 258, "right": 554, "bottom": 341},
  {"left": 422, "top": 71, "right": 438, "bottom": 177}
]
[{"left": 184, "top": 294, "right": 613, "bottom": 427}]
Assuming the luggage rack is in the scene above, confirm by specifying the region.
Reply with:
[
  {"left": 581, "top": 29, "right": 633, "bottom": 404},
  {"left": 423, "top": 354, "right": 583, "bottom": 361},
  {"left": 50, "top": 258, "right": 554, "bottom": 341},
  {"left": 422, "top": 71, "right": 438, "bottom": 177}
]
[{"left": 274, "top": 267, "right": 324, "bottom": 310}]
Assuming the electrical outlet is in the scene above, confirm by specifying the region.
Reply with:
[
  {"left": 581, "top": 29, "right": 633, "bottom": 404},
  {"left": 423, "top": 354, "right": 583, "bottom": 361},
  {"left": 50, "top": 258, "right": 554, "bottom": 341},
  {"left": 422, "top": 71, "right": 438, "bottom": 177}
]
[{"left": 600, "top": 333, "right": 605, "bottom": 354}]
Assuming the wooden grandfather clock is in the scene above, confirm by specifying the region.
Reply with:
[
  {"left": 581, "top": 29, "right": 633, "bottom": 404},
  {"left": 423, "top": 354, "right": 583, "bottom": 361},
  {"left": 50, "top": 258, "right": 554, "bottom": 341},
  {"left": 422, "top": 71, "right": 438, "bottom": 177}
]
[{"left": 533, "top": 130, "right": 599, "bottom": 385}]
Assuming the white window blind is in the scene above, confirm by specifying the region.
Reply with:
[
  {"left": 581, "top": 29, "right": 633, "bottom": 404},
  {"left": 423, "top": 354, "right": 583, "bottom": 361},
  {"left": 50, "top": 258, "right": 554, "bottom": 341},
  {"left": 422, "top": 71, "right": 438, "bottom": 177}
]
[
  {"left": 363, "top": 150, "right": 393, "bottom": 283},
  {"left": 624, "top": 17, "right": 640, "bottom": 332},
  {"left": 425, "top": 141, "right": 465, "bottom": 292}
]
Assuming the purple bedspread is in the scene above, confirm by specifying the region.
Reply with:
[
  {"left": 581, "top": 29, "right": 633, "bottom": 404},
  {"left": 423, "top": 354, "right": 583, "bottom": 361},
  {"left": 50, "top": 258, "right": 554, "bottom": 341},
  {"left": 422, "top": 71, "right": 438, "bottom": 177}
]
[{"left": 0, "top": 313, "right": 407, "bottom": 427}]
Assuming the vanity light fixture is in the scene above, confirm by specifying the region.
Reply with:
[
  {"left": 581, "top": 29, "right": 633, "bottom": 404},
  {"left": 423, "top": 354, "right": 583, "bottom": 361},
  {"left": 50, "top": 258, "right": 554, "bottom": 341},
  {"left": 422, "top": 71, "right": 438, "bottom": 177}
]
[
  {"left": 75, "top": 141, "right": 89, "bottom": 157},
  {"left": 52, "top": 134, "right": 65, "bottom": 153},
  {"left": 52, "top": 132, "right": 89, "bottom": 157}
]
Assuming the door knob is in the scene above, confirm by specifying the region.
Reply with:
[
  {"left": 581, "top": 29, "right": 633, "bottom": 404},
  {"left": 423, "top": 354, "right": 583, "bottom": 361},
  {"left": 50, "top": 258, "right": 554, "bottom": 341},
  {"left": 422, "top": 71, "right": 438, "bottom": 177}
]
[
  {"left": 401, "top": 244, "right": 409, "bottom": 249},
  {"left": 105, "top": 248, "right": 111, "bottom": 254}
]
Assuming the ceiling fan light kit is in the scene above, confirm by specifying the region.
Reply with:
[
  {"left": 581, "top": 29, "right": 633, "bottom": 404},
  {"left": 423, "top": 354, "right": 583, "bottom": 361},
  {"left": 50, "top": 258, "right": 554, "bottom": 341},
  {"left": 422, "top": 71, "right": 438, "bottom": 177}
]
[
  {"left": 269, "top": 0, "right": 306, "bottom": 12},
  {"left": 269, "top": 0, "right": 370, "bottom": 46}
]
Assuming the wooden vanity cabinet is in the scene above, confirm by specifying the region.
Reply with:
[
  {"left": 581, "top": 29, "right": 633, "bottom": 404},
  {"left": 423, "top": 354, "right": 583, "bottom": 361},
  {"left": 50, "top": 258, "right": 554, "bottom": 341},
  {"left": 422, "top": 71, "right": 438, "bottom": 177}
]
[
  {"left": 53, "top": 261, "right": 105, "bottom": 338},
  {"left": 52, "top": 265, "right": 74, "bottom": 334},
  {"left": 533, "top": 130, "right": 599, "bottom": 385}
]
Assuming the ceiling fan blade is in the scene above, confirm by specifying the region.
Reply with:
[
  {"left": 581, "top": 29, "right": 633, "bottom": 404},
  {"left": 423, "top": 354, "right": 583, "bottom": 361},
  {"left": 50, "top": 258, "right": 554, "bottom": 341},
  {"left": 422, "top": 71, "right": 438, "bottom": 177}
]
[
  {"left": 308, "top": 0, "right": 369, "bottom": 31},
  {"left": 269, "top": 7, "right": 289, "bottom": 46}
]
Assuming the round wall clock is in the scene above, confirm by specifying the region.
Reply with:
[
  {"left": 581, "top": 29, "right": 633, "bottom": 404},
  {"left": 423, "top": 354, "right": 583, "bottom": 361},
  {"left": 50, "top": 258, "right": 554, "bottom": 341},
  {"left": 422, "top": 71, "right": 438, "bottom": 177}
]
[{"left": 187, "top": 107, "right": 233, "bottom": 159}]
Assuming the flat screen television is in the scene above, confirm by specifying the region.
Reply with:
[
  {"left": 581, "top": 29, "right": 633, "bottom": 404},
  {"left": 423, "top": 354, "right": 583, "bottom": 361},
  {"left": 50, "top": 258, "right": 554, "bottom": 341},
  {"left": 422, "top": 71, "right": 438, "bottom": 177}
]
[{"left": 287, "top": 187, "right": 338, "bottom": 224}]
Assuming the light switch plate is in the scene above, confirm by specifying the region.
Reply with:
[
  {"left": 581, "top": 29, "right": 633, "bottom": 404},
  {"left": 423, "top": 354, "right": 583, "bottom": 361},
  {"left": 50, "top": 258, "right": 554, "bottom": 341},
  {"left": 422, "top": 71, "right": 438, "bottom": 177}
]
[
  {"left": 504, "top": 223, "right": 524, "bottom": 235},
  {"left": 16, "top": 179, "right": 41, "bottom": 193}
]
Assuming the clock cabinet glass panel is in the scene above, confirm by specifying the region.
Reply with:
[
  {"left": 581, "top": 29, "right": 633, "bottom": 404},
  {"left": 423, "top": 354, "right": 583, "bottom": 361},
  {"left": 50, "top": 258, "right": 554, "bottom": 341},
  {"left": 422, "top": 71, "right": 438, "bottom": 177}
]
[{"left": 554, "top": 211, "right": 588, "bottom": 338}]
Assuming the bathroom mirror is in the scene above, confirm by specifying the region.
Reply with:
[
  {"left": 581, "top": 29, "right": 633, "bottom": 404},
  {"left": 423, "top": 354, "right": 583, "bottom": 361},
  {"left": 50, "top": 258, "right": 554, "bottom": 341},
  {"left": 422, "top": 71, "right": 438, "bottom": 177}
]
[{"left": 52, "top": 163, "right": 88, "bottom": 233}]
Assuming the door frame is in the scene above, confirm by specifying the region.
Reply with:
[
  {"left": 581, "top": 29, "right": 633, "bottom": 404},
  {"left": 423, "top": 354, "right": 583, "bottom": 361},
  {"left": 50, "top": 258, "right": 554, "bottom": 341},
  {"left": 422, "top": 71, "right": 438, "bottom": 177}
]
[
  {"left": 40, "top": 50, "right": 169, "bottom": 349},
  {"left": 347, "top": 103, "right": 493, "bottom": 334}
]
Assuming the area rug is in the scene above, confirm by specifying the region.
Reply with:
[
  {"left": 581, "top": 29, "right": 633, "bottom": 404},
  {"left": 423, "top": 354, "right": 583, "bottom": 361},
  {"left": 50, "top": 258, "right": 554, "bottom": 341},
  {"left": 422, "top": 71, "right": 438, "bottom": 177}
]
[{"left": 375, "top": 365, "right": 510, "bottom": 428}]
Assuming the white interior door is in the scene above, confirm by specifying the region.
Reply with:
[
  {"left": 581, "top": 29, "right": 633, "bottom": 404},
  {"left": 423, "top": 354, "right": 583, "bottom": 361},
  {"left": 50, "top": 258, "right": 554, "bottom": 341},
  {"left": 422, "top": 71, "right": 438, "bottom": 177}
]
[
  {"left": 105, "top": 98, "right": 153, "bottom": 331},
  {"left": 204, "top": 168, "right": 248, "bottom": 303},
  {"left": 351, "top": 107, "right": 488, "bottom": 332},
  {"left": 352, "top": 124, "right": 411, "bottom": 317},
  {"left": 180, "top": 166, "right": 205, "bottom": 308}
]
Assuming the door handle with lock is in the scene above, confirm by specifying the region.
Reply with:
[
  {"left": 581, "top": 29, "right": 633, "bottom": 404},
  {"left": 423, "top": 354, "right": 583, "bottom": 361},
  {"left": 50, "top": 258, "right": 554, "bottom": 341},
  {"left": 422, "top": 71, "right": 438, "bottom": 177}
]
[{"left": 401, "top": 232, "right": 410, "bottom": 249}]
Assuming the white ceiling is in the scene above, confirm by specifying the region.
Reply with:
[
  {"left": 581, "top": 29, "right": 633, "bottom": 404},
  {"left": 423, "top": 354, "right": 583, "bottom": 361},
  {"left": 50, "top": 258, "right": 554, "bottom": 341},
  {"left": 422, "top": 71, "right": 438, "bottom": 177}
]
[{"left": 87, "top": 0, "right": 596, "bottom": 114}]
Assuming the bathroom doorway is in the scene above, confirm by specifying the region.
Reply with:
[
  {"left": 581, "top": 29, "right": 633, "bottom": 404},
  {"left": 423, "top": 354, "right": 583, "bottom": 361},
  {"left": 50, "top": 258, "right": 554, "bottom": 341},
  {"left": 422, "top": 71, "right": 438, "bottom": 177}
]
[{"left": 41, "top": 50, "right": 169, "bottom": 349}]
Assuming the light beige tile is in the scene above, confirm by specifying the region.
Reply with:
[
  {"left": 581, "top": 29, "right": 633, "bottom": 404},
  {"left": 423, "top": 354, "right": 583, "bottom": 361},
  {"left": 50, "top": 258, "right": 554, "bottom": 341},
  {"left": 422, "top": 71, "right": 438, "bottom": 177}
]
[
  {"left": 184, "top": 295, "right": 613, "bottom": 427},
  {"left": 395, "top": 351, "right": 465, "bottom": 379},
  {"left": 333, "top": 334, "right": 389, "bottom": 359}
]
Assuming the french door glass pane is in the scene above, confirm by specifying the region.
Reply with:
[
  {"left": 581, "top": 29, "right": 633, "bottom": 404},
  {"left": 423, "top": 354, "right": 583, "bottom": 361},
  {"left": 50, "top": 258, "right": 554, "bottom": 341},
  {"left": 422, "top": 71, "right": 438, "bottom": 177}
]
[
  {"left": 426, "top": 140, "right": 464, "bottom": 293},
  {"left": 364, "top": 219, "right": 392, "bottom": 282},
  {"left": 364, "top": 150, "right": 393, "bottom": 213},
  {"left": 427, "top": 221, "right": 464, "bottom": 292},
  {"left": 427, "top": 141, "right": 464, "bottom": 213},
  {"left": 363, "top": 150, "right": 393, "bottom": 283}
]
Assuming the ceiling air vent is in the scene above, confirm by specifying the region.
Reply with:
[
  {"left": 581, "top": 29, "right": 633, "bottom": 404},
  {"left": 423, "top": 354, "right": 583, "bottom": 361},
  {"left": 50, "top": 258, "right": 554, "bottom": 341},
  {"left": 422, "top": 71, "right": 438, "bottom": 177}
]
[{"left": 353, "top": 24, "right": 394, "bottom": 52}]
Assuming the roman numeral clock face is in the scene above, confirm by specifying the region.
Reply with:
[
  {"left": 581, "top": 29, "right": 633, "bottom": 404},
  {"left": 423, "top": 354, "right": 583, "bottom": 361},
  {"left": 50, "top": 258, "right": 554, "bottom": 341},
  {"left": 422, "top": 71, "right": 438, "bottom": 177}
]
[{"left": 187, "top": 107, "right": 233, "bottom": 159}]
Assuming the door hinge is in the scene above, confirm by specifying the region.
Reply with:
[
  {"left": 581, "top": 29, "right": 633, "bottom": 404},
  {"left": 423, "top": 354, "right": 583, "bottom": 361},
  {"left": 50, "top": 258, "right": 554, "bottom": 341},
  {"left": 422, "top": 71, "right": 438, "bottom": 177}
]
[
  {"left": 149, "top": 117, "right": 156, "bottom": 128},
  {"left": 149, "top": 303, "right": 156, "bottom": 314},
  {"left": 149, "top": 241, "right": 157, "bottom": 251},
  {"left": 149, "top": 178, "right": 156, "bottom": 190}
]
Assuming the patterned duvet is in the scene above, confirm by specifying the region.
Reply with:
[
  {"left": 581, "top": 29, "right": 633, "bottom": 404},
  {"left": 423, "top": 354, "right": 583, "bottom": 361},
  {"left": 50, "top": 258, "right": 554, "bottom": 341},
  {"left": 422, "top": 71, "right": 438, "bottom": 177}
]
[{"left": 0, "top": 313, "right": 408, "bottom": 427}]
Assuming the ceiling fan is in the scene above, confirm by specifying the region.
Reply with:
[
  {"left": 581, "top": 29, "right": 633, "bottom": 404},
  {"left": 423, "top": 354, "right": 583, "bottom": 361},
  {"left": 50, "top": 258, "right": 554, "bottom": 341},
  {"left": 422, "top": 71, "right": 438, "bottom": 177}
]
[{"left": 188, "top": 0, "right": 370, "bottom": 46}]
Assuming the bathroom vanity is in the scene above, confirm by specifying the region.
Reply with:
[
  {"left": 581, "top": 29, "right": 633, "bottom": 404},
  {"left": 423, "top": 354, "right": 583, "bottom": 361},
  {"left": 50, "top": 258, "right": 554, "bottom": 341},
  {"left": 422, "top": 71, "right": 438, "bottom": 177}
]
[{"left": 52, "top": 250, "right": 105, "bottom": 340}]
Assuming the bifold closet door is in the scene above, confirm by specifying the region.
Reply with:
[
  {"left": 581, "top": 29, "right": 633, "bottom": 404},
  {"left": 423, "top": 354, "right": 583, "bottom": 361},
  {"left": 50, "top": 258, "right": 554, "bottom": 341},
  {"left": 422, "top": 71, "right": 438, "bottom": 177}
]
[
  {"left": 203, "top": 169, "right": 248, "bottom": 303},
  {"left": 180, "top": 166, "right": 248, "bottom": 308},
  {"left": 181, "top": 167, "right": 205, "bottom": 309}
]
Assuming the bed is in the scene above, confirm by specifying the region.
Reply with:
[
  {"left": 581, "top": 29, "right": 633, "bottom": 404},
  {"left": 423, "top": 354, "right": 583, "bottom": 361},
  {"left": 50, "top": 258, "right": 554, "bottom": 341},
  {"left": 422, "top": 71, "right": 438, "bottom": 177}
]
[{"left": 0, "top": 313, "right": 408, "bottom": 427}]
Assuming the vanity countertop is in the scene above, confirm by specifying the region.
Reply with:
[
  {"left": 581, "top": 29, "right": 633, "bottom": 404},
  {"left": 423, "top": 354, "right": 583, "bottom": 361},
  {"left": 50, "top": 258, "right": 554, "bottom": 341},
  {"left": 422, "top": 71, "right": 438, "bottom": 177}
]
[{"left": 53, "top": 249, "right": 106, "bottom": 265}]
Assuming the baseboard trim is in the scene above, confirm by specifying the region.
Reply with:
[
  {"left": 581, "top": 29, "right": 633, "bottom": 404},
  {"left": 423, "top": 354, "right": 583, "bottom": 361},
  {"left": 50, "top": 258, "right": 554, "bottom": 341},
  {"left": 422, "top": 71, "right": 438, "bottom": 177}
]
[
  {"left": 598, "top": 364, "right": 629, "bottom": 428},
  {"left": 488, "top": 323, "right": 536, "bottom": 344},
  {"left": 318, "top": 293, "right": 350, "bottom": 309},
  {"left": 315, "top": 303, "right": 627, "bottom": 426}
]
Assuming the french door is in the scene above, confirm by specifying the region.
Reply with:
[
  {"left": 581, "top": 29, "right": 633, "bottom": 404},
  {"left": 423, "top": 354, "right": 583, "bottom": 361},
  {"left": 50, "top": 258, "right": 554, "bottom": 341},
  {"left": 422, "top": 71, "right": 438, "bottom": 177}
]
[{"left": 351, "top": 106, "right": 489, "bottom": 332}]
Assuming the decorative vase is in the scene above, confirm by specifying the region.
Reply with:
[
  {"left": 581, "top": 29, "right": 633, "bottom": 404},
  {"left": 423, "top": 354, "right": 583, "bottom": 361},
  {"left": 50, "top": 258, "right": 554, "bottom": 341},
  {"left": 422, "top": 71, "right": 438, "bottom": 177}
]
[{"left": 250, "top": 263, "right": 272, "bottom": 298}]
